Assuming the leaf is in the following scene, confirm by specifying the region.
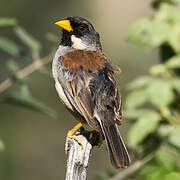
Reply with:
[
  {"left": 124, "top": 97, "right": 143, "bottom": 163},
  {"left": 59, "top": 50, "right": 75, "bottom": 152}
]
[
  {"left": 152, "top": 0, "right": 175, "bottom": 9},
  {"left": 127, "top": 3, "right": 180, "bottom": 53},
  {"left": 0, "top": 139, "right": 5, "bottom": 152},
  {"left": 4, "top": 87, "right": 57, "bottom": 119},
  {"left": 170, "top": 78, "right": 180, "bottom": 93},
  {"left": 0, "top": 37, "right": 21, "bottom": 57},
  {"left": 164, "top": 172, "right": 180, "bottom": 180},
  {"left": 14, "top": 26, "right": 41, "bottom": 57},
  {"left": 125, "top": 88, "right": 148, "bottom": 109},
  {"left": 168, "top": 126, "right": 180, "bottom": 148},
  {"left": 157, "top": 3, "right": 180, "bottom": 22},
  {"left": 139, "top": 164, "right": 160, "bottom": 178},
  {"left": 150, "top": 64, "right": 167, "bottom": 75},
  {"left": 124, "top": 108, "right": 158, "bottom": 120},
  {"left": 128, "top": 111, "right": 161, "bottom": 148},
  {"left": 6, "top": 60, "right": 19, "bottom": 75},
  {"left": 127, "top": 17, "right": 170, "bottom": 50},
  {"left": 0, "top": 17, "right": 17, "bottom": 27},
  {"left": 158, "top": 124, "right": 174, "bottom": 137},
  {"left": 20, "top": 85, "right": 31, "bottom": 96},
  {"left": 168, "top": 23, "right": 180, "bottom": 53},
  {"left": 147, "top": 80, "right": 174, "bottom": 108},
  {"left": 155, "top": 149, "right": 176, "bottom": 170},
  {"left": 146, "top": 168, "right": 168, "bottom": 180},
  {"left": 166, "top": 55, "right": 180, "bottom": 68},
  {"left": 127, "top": 76, "right": 153, "bottom": 89}
]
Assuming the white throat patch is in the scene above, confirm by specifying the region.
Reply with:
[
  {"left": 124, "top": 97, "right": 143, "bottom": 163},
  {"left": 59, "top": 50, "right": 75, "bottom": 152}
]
[{"left": 71, "top": 35, "right": 89, "bottom": 50}]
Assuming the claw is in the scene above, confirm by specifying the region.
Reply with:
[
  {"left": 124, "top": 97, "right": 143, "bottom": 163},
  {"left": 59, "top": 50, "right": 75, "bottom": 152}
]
[{"left": 65, "top": 123, "right": 83, "bottom": 153}]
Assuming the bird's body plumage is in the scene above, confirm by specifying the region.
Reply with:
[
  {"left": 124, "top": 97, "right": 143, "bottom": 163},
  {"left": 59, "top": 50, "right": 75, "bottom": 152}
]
[{"left": 52, "top": 16, "right": 130, "bottom": 168}]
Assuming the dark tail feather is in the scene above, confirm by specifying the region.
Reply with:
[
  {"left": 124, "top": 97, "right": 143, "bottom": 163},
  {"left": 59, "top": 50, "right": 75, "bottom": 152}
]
[{"left": 100, "top": 121, "right": 131, "bottom": 168}]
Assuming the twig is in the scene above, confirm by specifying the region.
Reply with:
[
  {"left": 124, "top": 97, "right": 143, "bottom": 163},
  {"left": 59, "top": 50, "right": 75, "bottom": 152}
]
[
  {"left": 108, "top": 152, "right": 155, "bottom": 180},
  {"left": 0, "top": 53, "right": 54, "bottom": 94},
  {"left": 65, "top": 128, "right": 98, "bottom": 180}
]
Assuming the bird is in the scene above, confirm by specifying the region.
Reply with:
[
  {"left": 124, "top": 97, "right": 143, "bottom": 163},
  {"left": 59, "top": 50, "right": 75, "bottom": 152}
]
[{"left": 52, "top": 16, "right": 130, "bottom": 168}]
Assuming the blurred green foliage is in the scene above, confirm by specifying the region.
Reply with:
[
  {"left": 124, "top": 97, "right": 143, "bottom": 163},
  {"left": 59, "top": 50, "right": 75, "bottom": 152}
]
[
  {"left": 124, "top": 1, "right": 180, "bottom": 180},
  {"left": 0, "top": 17, "right": 57, "bottom": 151},
  {"left": 137, "top": 148, "right": 180, "bottom": 180}
]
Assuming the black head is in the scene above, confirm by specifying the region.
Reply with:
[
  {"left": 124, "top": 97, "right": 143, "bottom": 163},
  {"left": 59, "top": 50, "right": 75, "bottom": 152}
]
[{"left": 55, "top": 16, "right": 102, "bottom": 50}]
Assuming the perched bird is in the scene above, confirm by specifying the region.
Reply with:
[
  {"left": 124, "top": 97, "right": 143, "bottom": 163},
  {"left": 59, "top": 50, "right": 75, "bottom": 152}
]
[{"left": 52, "top": 16, "right": 130, "bottom": 168}]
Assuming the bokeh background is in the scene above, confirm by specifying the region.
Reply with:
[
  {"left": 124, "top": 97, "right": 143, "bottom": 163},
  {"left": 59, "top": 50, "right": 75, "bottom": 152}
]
[{"left": 0, "top": 0, "right": 162, "bottom": 180}]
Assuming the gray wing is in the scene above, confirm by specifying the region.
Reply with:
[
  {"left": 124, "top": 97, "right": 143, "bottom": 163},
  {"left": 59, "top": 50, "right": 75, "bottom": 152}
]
[{"left": 56, "top": 60, "right": 100, "bottom": 129}]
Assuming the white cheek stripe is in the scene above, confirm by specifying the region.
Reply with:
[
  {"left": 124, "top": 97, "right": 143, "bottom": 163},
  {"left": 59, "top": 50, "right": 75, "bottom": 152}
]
[{"left": 71, "top": 35, "right": 88, "bottom": 50}]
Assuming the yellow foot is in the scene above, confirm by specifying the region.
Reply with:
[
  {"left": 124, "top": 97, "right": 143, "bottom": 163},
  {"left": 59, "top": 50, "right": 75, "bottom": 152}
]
[{"left": 65, "top": 123, "right": 83, "bottom": 153}]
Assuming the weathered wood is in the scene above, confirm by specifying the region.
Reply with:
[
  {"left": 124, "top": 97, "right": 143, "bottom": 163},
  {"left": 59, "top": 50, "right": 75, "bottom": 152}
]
[{"left": 65, "top": 128, "right": 98, "bottom": 180}]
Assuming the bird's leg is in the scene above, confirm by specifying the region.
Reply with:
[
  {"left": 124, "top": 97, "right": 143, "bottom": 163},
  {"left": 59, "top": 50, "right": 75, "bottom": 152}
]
[
  {"left": 65, "top": 122, "right": 83, "bottom": 153},
  {"left": 90, "top": 130, "right": 103, "bottom": 148}
]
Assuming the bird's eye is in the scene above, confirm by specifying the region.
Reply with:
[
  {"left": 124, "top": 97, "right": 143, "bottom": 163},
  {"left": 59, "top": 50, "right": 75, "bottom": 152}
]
[{"left": 78, "top": 24, "right": 88, "bottom": 32}]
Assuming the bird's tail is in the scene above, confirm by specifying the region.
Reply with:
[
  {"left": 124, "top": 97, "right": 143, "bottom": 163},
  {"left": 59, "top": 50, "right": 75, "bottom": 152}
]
[{"left": 99, "top": 120, "right": 130, "bottom": 168}]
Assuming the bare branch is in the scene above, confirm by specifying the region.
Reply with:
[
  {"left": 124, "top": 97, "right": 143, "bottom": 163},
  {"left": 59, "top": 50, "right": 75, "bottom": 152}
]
[
  {"left": 0, "top": 53, "right": 54, "bottom": 94},
  {"left": 65, "top": 128, "right": 98, "bottom": 180}
]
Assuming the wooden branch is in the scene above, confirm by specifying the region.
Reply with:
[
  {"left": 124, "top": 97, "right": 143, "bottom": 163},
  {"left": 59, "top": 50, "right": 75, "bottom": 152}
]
[
  {"left": 65, "top": 128, "right": 98, "bottom": 180},
  {"left": 0, "top": 52, "right": 54, "bottom": 94}
]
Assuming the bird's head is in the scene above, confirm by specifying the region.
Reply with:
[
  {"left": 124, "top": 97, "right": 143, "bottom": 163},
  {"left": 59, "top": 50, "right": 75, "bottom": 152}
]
[{"left": 55, "top": 16, "right": 102, "bottom": 50}]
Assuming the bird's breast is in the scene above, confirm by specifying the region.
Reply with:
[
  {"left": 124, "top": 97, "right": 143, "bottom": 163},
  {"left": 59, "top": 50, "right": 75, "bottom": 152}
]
[{"left": 62, "top": 50, "right": 107, "bottom": 73}]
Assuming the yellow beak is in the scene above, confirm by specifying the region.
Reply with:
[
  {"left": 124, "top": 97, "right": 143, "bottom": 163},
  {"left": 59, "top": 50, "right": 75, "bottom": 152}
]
[{"left": 55, "top": 20, "right": 73, "bottom": 32}]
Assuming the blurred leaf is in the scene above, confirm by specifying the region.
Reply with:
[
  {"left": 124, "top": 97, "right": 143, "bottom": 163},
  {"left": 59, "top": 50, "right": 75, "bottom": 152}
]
[
  {"left": 168, "top": 126, "right": 180, "bottom": 148},
  {"left": 20, "top": 84, "right": 31, "bottom": 96},
  {"left": 158, "top": 124, "right": 174, "bottom": 136},
  {"left": 0, "top": 17, "right": 17, "bottom": 27},
  {"left": 146, "top": 168, "right": 168, "bottom": 180},
  {"left": 139, "top": 164, "right": 160, "bottom": 179},
  {"left": 14, "top": 26, "right": 41, "bottom": 57},
  {"left": 0, "top": 37, "right": 21, "bottom": 57},
  {"left": 164, "top": 172, "right": 180, "bottom": 180},
  {"left": 152, "top": 0, "right": 175, "bottom": 9},
  {"left": 170, "top": 78, "right": 180, "bottom": 93},
  {"left": 6, "top": 60, "right": 19, "bottom": 75},
  {"left": 166, "top": 55, "right": 180, "bottom": 68},
  {"left": 168, "top": 23, "right": 180, "bottom": 53},
  {"left": 127, "top": 17, "right": 170, "bottom": 50},
  {"left": 4, "top": 87, "right": 57, "bottom": 118},
  {"left": 158, "top": 4, "right": 180, "bottom": 52},
  {"left": 127, "top": 3, "right": 180, "bottom": 52},
  {"left": 157, "top": 3, "right": 180, "bottom": 22},
  {"left": 127, "top": 76, "right": 153, "bottom": 89},
  {"left": 0, "top": 139, "right": 5, "bottom": 152},
  {"left": 156, "top": 149, "right": 176, "bottom": 170},
  {"left": 124, "top": 108, "right": 158, "bottom": 120},
  {"left": 128, "top": 111, "right": 161, "bottom": 148},
  {"left": 150, "top": 64, "right": 167, "bottom": 75},
  {"left": 125, "top": 88, "right": 148, "bottom": 109},
  {"left": 147, "top": 80, "right": 174, "bottom": 108}
]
